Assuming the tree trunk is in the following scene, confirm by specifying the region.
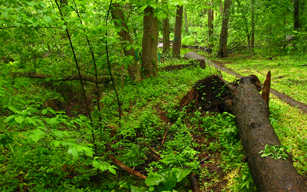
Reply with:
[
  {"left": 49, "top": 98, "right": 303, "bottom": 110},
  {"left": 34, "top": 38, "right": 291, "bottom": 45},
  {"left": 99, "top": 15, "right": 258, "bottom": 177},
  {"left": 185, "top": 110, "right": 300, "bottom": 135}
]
[
  {"left": 294, "top": 0, "right": 300, "bottom": 30},
  {"left": 111, "top": 3, "right": 142, "bottom": 82},
  {"left": 179, "top": 71, "right": 307, "bottom": 191},
  {"left": 162, "top": 0, "right": 170, "bottom": 55},
  {"left": 142, "top": 6, "right": 158, "bottom": 78},
  {"left": 184, "top": 8, "right": 188, "bottom": 33},
  {"left": 251, "top": 0, "right": 255, "bottom": 50},
  {"left": 232, "top": 75, "right": 307, "bottom": 192},
  {"left": 173, "top": 5, "right": 183, "bottom": 58},
  {"left": 208, "top": 1, "right": 214, "bottom": 49},
  {"left": 218, "top": 0, "right": 231, "bottom": 57},
  {"left": 236, "top": 0, "right": 251, "bottom": 47}
]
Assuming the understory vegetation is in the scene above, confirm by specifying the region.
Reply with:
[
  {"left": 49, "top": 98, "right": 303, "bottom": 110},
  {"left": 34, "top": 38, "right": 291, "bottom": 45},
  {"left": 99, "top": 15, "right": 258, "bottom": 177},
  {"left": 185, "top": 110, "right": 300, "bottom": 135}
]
[
  {"left": 1, "top": 0, "right": 307, "bottom": 191},
  {"left": 1, "top": 55, "right": 307, "bottom": 191}
]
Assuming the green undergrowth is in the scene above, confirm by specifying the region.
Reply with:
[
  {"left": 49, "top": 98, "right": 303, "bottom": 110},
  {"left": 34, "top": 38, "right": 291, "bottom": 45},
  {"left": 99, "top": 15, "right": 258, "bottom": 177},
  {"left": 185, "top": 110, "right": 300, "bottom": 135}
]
[
  {"left": 215, "top": 54, "right": 307, "bottom": 103},
  {"left": 1, "top": 56, "right": 307, "bottom": 191},
  {"left": 0, "top": 60, "right": 250, "bottom": 191}
]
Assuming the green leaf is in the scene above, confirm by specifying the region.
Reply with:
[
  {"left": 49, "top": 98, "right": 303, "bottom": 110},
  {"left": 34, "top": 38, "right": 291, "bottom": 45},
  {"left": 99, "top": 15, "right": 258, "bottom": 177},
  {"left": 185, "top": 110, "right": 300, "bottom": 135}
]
[
  {"left": 53, "top": 140, "right": 61, "bottom": 148},
  {"left": 8, "top": 106, "right": 18, "bottom": 113},
  {"left": 49, "top": 117, "right": 57, "bottom": 125},
  {"left": 172, "top": 168, "right": 191, "bottom": 182},
  {"left": 157, "top": 171, "right": 177, "bottom": 191},
  {"left": 83, "top": 147, "right": 94, "bottom": 157},
  {"left": 108, "top": 166, "right": 117, "bottom": 175},
  {"left": 145, "top": 172, "right": 162, "bottom": 186},
  {"left": 42, "top": 109, "right": 47, "bottom": 115},
  {"left": 68, "top": 146, "right": 79, "bottom": 158},
  {"left": 4, "top": 115, "right": 15, "bottom": 123},
  {"left": 15, "top": 116, "right": 24, "bottom": 124},
  {"left": 30, "top": 129, "right": 46, "bottom": 143},
  {"left": 44, "top": 16, "right": 52, "bottom": 24},
  {"left": 160, "top": 152, "right": 177, "bottom": 165},
  {"left": 92, "top": 160, "right": 100, "bottom": 169}
]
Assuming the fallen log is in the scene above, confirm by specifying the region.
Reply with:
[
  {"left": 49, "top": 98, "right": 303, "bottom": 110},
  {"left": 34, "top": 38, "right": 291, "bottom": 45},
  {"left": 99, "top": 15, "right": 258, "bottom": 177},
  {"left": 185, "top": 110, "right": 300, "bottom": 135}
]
[
  {"left": 180, "top": 75, "right": 307, "bottom": 191},
  {"left": 12, "top": 72, "right": 111, "bottom": 84},
  {"left": 159, "top": 61, "right": 205, "bottom": 71}
]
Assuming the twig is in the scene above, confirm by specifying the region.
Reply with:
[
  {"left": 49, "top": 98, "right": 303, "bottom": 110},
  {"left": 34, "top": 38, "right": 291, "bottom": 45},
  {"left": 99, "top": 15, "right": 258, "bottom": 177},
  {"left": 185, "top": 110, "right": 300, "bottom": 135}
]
[
  {"left": 108, "top": 154, "right": 147, "bottom": 180},
  {"left": 158, "top": 123, "right": 170, "bottom": 150},
  {"left": 142, "top": 143, "right": 161, "bottom": 158}
]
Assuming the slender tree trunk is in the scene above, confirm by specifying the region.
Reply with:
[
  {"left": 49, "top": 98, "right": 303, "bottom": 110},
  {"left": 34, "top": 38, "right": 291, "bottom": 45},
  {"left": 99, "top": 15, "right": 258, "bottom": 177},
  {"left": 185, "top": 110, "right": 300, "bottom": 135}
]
[
  {"left": 218, "top": 0, "right": 231, "bottom": 57},
  {"left": 208, "top": 0, "right": 214, "bottom": 48},
  {"left": 184, "top": 8, "right": 188, "bottom": 33},
  {"left": 236, "top": 0, "right": 250, "bottom": 47},
  {"left": 173, "top": 5, "right": 183, "bottom": 58},
  {"left": 142, "top": 6, "right": 158, "bottom": 78},
  {"left": 251, "top": 0, "right": 255, "bottom": 51},
  {"left": 162, "top": 0, "right": 170, "bottom": 55},
  {"left": 294, "top": 0, "right": 300, "bottom": 30},
  {"left": 111, "top": 3, "right": 142, "bottom": 82}
]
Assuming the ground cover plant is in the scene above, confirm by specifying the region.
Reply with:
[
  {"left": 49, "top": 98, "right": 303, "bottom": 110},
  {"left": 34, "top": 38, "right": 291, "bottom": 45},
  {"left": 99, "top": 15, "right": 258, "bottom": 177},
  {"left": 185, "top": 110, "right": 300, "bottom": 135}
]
[
  {"left": 1, "top": 0, "right": 307, "bottom": 191},
  {"left": 212, "top": 54, "right": 307, "bottom": 103}
]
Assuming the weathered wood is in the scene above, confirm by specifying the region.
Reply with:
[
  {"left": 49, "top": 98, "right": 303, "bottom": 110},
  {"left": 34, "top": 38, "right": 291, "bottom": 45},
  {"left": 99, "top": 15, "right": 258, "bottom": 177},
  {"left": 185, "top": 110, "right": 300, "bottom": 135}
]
[
  {"left": 232, "top": 75, "right": 307, "bottom": 191},
  {"left": 12, "top": 72, "right": 111, "bottom": 84},
  {"left": 159, "top": 62, "right": 205, "bottom": 71}
]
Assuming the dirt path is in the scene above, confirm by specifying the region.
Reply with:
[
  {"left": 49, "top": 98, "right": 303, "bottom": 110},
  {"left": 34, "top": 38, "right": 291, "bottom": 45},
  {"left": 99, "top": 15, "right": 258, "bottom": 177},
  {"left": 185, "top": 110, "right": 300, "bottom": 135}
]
[{"left": 184, "top": 52, "right": 307, "bottom": 113}]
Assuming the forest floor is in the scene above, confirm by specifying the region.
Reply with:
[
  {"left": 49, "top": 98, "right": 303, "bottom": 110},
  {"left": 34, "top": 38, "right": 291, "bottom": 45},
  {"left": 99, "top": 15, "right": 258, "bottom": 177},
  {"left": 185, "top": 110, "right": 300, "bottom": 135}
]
[{"left": 1, "top": 51, "right": 307, "bottom": 191}]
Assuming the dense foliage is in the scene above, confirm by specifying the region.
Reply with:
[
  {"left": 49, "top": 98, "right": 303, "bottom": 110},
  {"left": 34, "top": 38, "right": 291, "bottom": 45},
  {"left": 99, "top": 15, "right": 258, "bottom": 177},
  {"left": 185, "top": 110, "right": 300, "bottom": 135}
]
[{"left": 1, "top": 0, "right": 307, "bottom": 191}]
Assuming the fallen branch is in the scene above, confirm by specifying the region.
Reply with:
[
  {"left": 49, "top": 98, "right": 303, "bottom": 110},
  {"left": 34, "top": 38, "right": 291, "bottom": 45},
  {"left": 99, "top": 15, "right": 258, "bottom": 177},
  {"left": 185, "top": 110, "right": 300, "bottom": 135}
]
[
  {"left": 108, "top": 154, "right": 147, "bottom": 180},
  {"left": 159, "top": 61, "right": 205, "bottom": 71},
  {"left": 142, "top": 143, "right": 161, "bottom": 158},
  {"left": 158, "top": 124, "right": 170, "bottom": 150},
  {"left": 12, "top": 72, "right": 111, "bottom": 84}
]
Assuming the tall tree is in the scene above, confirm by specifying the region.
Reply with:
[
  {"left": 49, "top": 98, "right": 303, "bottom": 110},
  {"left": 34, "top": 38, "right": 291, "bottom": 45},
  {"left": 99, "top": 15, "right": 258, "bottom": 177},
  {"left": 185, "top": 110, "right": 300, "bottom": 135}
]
[
  {"left": 184, "top": 8, "right": 188, "bottom": 33},
  {"left": 162, "top": 0, "right": 170, "bottom": 55},
  {"left": 111, "top": 3, "right": 142, "bottom": 82},
  {"left": 142, "top": 5, "right": 158, "bottom": 78},
  {"left": 236, "top": 0, "right": 251, "bottom": 47},
  {"left": 294, "top": 0, "right": 300, "bottom": 30},
  {"left": 173, "top": 5, "right": 183, "bottom": 58},
  {"left": 251, "top": 0, "right": 255, "bottom": 50},
  {"left": 217, "top": 0, "right": 231, "bottom": 57},
  {"left": 208, "top": 0, "right": 214, "bottom": 49}
]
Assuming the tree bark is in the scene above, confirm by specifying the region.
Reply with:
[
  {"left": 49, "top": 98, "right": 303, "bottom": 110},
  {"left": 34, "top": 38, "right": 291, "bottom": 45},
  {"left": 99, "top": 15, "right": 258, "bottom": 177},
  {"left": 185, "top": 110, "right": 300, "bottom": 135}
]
[
  {"left": 184, "top": 8, "right": 188, "bottom": 33},
  {"left": 162, "top": 0, "right": 170, "bottom": 55},
  {"left": 173, "top": 5, "right": 183, "bottom": 58},
  {"left": 142, "top": 6, "right": 159, "bottom": 78},
  {"left": 232, "top": 75, "right": 307, "bottom": 192},
  {"left": 208, "top": 0, "right": 214, "bottom": 49},
  {"left": 111, "top": 3, "right": 142, "bottom": 82},
  {"left": 251, "top": 0, "right": 255, "bottom": 50},
  {"left": 218, "top": 0, "right": 231, "bottom": 58},
  {"left": 180, "top": 72, "right": 307, "bottom": 191},
  {"left": 294, "top": 0, "right": 300, "bottom": 30}
]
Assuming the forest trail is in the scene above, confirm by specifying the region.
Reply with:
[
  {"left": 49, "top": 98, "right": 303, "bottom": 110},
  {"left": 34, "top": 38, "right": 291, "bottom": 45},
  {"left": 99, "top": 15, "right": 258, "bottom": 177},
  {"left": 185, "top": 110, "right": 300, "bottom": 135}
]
[{"left": 184, "top": 52, "right": 307, "bottom": 113}]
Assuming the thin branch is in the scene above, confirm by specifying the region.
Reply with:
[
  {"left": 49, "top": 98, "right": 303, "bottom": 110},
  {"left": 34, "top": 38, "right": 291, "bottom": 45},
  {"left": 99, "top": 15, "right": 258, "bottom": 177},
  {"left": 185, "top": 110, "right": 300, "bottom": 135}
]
[
  {"left": 54, "top": 0, "right": 97, "bottom": 153},
  {"left": 105, "top": 0, "right": 122, "bottom": 127},
  {"left": 108, "top": 154, "right": 147, "bottom": 180}
]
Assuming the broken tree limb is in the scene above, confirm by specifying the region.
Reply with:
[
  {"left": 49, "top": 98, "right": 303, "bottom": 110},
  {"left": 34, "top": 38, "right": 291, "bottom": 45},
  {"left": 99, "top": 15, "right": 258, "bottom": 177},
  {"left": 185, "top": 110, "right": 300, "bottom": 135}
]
[
  {"left": 180, "top": 75, "right": 307, "bottom": 191},
  {"left": 262, "top": 70, "right": 271, "bottom": 107},
  {"left": 159, "top": 62, "right": 205, "bottom": 71},
  {"left": 12, "top": 72, "right": 111, "bottom": 84},
  {"left": 108, "top": 154, "right": 147, "bottom": 180}
]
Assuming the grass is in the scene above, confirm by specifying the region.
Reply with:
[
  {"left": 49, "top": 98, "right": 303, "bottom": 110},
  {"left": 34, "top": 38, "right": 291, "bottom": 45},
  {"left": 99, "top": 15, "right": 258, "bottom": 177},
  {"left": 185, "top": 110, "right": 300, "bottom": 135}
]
[
  {"left": 1, "top": 54, "right": 307, "bottom": 191},
  {"left": 213, "top": 54, "right": 307, "bottom": 103}
]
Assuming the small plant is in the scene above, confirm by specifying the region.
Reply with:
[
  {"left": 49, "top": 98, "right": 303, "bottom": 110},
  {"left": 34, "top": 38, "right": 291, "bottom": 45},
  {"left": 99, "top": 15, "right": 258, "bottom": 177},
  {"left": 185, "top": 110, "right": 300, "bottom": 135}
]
[{"left": 259, "top": 144, "right": 290, "bottom": 160}]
